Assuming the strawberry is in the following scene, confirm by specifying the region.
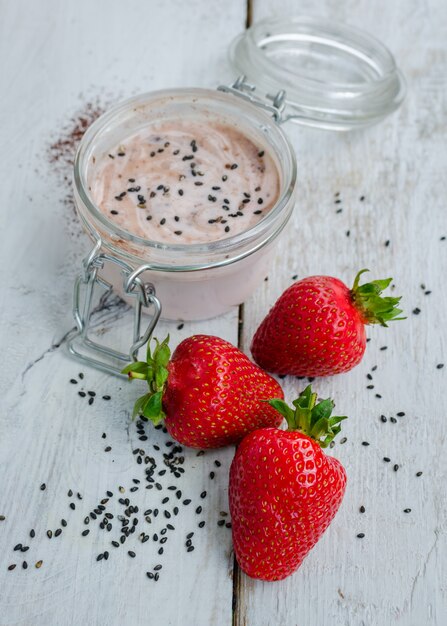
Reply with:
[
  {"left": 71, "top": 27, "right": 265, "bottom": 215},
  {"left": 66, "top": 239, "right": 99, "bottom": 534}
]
[
  {"left": 123, "top": 334, "right": 284, "bottom": 448},
  {"left": 229, "top": 385, "right": 347, "bottom": 581},
  {"left": 251, "top": 269, "right": 404, "bottom": 377}
]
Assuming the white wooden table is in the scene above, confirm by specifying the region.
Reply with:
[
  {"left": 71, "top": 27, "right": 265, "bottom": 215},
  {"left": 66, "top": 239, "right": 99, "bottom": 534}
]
[{"left": 1, "top": 0, "right": 446, "bottom": 624}]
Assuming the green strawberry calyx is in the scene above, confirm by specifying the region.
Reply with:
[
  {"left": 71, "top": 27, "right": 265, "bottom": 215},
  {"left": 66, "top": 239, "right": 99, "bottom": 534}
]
[
  {"left": 121, "top": 335, "right": 170, "bottom": 424},
  {"left": 351, "top": 268, "right": 405, "bottom": 327},
  {"left": 268, "top": 385, "right": 347, "bottom": 448}
]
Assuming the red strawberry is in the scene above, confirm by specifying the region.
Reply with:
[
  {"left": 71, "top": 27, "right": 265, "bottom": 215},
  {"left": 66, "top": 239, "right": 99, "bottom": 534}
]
[
  {"left": 229, "top": 385, "right": 347, "bottom": 581},
  {"left": 123, "top": 334, "right": 284, "bottom": 448},
  {"left": 251, "top": 269, "right": 404, "bottom": 377}
]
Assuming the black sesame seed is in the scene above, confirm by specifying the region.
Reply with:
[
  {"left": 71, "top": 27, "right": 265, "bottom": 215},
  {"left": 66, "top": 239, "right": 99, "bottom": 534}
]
[
  {"left": 61, "top": 519, "right": 67, "bottom": 527},
  {"left": 78, "top": 391, "right": 86, "bottom": 398},
  {"left": 22, "top": 561, "right": 28, "bottom": 569},
  {"left": 55, "top": 529, "right": 62, "bottom": 537},
  {"left": 437, "top": 363, "right": 444, "bottom": 369},
  {"left": 403, "top": 508, "right": 412, "bottom": 513},
  {"left": 47, "top": 530, "right": 52, "bottom": 539},
  {"left": 393, "top": 464, "right": 399, "bottom": 471},
  {"left": 357, "top": 533, "right": 365, "bottom": 539},
  {"left": 8, "top": 564, "right": 16, "bottom": 571},
  {"left": 359, "top": 506, "right": 365, "bottom": 513},
  {"left": 40, "top": 483, "right": 46, "bottom": 491},
  {"left": 104, "top": 446, "right": 112, "bottom": 452},
  {"left": 14, "top": 544, "right": 22, "bottom": 551},
  {"left": 362, "top": 442, "right": 370, "bottom": 446},
  {"left": 383, "top": 457, "right": 391, "bottom": 462},
  {"left": 128, "top": 551, "right": 136, "bottom": 558},
  {"left": 82, "top": 529, "right": 90, "bottom": 537}
]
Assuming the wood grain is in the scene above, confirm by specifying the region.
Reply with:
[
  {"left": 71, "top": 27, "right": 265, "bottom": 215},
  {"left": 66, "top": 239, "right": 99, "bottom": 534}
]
[
  {"left": 0, "top": 1, "right": 245, "bottom": 625},
  {"left": 235, "top": 1, "right": 447, "bottom": 625},
  {"left": 0, "top": 0, "right": 446, "bottom": 624}
]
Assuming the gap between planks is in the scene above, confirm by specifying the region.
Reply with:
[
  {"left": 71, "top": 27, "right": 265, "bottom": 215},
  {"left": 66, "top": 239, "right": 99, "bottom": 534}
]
[{"left": 232, "top": 4, "right": 254, "bottom": 624}]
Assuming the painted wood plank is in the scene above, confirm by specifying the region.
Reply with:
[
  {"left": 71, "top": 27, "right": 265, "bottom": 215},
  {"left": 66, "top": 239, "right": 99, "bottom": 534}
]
[
  {"left": 0, "top": 0, "right": 246, "bottom": 625},
  {"left": 235, "top": 1, "right": 447, "bottom": 625}
]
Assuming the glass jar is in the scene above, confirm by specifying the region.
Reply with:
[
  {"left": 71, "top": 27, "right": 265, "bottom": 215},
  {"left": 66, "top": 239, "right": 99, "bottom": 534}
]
[
  {"left": 73, "top": 88, "right": 297, "bottom": 321},
  {"left": 68, "top": 15, "right": 405, "bottom": 375}
]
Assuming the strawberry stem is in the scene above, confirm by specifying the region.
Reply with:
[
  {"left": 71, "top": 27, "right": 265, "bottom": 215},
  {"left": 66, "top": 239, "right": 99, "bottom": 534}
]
[
  {"left": 121, "top": 335, "right": 170, "bottom": 424},
  {"left": 351, "top": 269, "right": 405, "bottom": 327},
  {"left": 268, "top": 385, "right": 347, "bottom": 448}
]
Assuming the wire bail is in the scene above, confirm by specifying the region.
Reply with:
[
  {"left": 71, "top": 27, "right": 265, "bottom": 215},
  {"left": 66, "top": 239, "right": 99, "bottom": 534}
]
[
  {"left": 67, "top": 238, "right": 161, "bottom": 377},
  {"left": 217, "top": 75, "right": 286, "bottom": 123}
]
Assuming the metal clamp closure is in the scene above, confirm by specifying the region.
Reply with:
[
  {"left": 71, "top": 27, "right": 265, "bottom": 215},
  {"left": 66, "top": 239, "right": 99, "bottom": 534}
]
[
  {"left": 217, "top": 75, "right": 286, "bottom": 123},
  {"left": 68, "top": 238, "right": 161, "bottom": 377}
]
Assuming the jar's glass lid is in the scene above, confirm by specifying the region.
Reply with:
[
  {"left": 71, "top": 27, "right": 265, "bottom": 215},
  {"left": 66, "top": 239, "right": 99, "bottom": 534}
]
[{"left": 229, "top": 16, "right": 406, "bottom": 131}]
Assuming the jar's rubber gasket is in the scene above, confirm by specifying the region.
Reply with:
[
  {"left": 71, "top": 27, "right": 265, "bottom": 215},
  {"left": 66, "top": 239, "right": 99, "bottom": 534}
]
[{"left": 229, "top": 16, "right": 406, "bottom": 130}]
